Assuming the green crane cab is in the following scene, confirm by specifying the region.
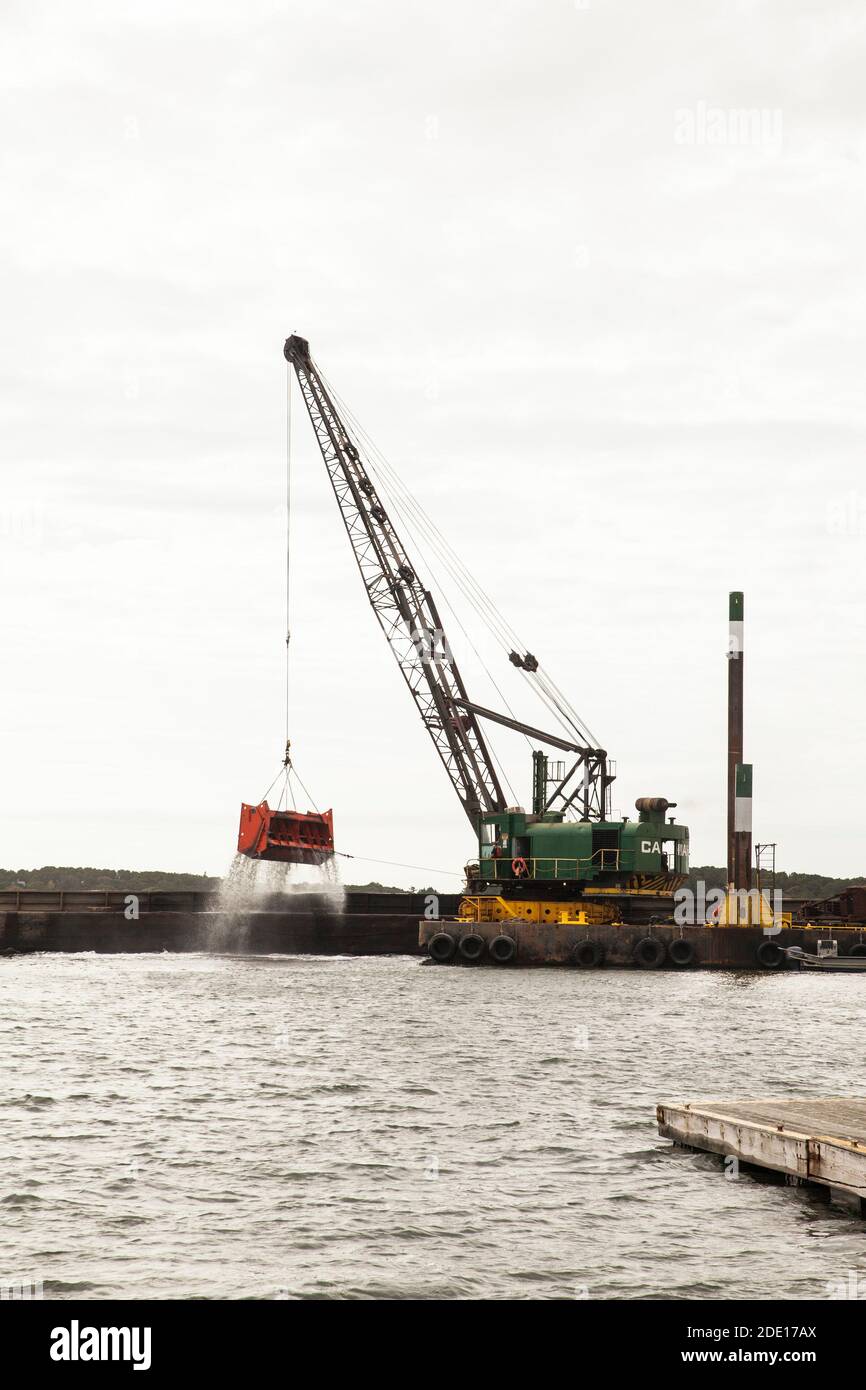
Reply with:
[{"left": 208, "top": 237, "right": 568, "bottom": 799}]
[{"left": 474, "top": 795, "right": 689, "bottom": 897}]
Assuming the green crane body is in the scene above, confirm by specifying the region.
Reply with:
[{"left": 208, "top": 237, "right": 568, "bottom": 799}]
[{"left": 473, "top": 775, "right": 689, "bottom": 898}]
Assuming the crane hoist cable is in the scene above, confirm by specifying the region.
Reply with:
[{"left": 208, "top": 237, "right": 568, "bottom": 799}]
[
  {"left": 309, "top": 369, "right": 525, "bottom": 799},
  {"left": 279, "top": 369, "right": 296, "bottom": 812},
  {"left": 265, "top": 369, "right": 315, "bottom": 817},
  {"left": 283, "top": 333, "right": 611, "bottom": 828},
  {"left": 319, "top": 370, "right": 602, "bottom": 751},
  {"left": 321, "top": 374, "right": 522, "bottom": 651},
  {"left": 236, "top": 359, "right": 337, "bottom": 871},
  {"left": 356, "top": 501, "right": 524, "bottom": 806},
  {"left": 333, "top": 850, "right": 464, "bottom": 879},
  {"left": 319, "top": 370, "right": 601, "bottom": 748},
  {"left": 316, "top": 384, "right": 532, "bottom": 801},
  {"left": 318, "top": 389, "right": 528, "bottom": 783},
  {"left": 371, "top": 467, "right": 601, "bottom": 756}
]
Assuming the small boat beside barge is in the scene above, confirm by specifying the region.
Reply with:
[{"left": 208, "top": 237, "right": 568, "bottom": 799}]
[{"left": 784, "top": 941, "right": 866, "bottom": 974}]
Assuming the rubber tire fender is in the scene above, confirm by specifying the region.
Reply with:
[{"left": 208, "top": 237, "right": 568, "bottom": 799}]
[
  {"left": 458, "top": 932, "right": 485, "bottom": 962},
  {"left": 756, "top": 939, "right": 785, "bottom": 970},
  {"left": 634, "top": 936, "right": 666, "bottom": 969},
  {"left": 571, "top": 939, "right": 604, "bottom": 968},
  {"left": 849, "top": 942, "right": 866, "bottom": 957},
  {"left": 488, "top": 934, "right": 516, "bottom": 964},
  {"left": 428, "top": 931, "right": 456, "bottom": 963},
  {"left": 668, "top": 937, "right": 696, "bottom": 967}
]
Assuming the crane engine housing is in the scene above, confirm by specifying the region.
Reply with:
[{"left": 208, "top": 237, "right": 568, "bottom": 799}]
[{"left": 472, "top": 794, "right": 689, "bottom": 896}]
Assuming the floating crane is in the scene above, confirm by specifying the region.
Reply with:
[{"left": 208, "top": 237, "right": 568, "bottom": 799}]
[{"left": 241, "top": 334, "right": 688, "bottom": 923}]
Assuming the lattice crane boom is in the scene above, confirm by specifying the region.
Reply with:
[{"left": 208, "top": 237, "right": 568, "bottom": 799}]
[
  {"left": 283, "top": 334, "right": 612, "bottom": 829},
  {"left": 284, "top": 334, "right": 507, "bottom": 828}
]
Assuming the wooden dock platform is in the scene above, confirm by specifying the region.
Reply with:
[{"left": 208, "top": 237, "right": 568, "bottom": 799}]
[{"left": 657, "top": 1098, "right": 866, "bottom": 1211}]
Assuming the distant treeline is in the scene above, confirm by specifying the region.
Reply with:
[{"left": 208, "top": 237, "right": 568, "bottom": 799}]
[
  {"left": 4, "top": 865, "right": 861, "bottom": 900},
  {"left": 0, "top": 867, "right": 433, "bottom": 895},
  {"left": 1, "top": 866, "right": 222, "bottom": 892},
  {"left": 687, "top": 865, "right": 864, "bottom": 900}
]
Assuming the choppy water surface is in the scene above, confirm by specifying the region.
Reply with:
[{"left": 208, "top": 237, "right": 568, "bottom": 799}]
[{"left": 1, "top": 953, "right": 864, "bottom": 1300}]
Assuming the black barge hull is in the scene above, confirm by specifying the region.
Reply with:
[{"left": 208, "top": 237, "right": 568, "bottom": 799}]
[
  {"left": 2, "top": 891, "right": 863, "bottom": 969},
  {"left": 418, "top": 919, "right": 866, "bottom": 970}
]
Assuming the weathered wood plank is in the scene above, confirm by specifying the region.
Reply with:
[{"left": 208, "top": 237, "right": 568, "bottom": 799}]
[{"left": 657, "top": 1098, "right": 866, "bottom": 1202}]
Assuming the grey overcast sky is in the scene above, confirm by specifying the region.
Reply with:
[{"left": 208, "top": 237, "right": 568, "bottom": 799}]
[{"left": 2, "top": 0, "right": 864, "bottom": 883}]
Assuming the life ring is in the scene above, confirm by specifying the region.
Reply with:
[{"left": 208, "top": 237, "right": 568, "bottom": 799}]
[
  {"left": 428, "top": 931, "right": 456, "bottom": 963},
  {"left": 668, "top": 937, "right": 696, "bottom": 967},
  {"left": 511, "top": 857, "right": 529, "bottom": 878},
  {"left": 457, "top": 933, "right": 485, "bottom": 962},
  {"left": 756, "top": 939, "right": 785, "bottom": 970},
  {"left": 633, "top": 936, "right": 666, "bottom": 969},
  {"left": 571, "top": 939, "right": 604, "bottom": 968},
  {"left": 488, "top": 934, "right": 516, "bottom": 964}
]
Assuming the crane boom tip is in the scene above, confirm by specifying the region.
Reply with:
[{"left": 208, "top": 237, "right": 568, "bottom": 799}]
[{"left": 284, "top": 334, "right": 310, "bottom": 364}]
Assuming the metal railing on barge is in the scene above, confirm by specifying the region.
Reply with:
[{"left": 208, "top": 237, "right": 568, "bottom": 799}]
[{"left": 483, "top": 850, "right": 639, "bottom": 881}]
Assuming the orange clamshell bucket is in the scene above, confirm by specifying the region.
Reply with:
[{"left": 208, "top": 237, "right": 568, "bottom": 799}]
[{"left": 237, "top": 801, "right": 335, "bottom": 864}]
